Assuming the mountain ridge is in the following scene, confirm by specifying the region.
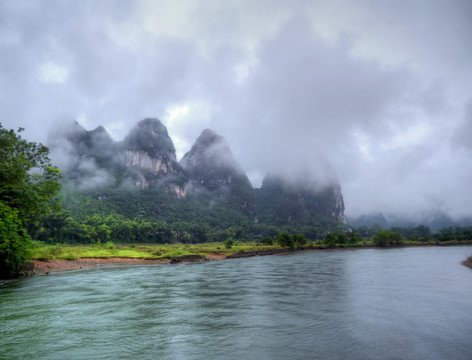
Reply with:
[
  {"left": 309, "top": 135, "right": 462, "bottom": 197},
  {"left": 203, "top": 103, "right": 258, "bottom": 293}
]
[{"left": 49, "top": 118, "right": 346, "bottom": 226}]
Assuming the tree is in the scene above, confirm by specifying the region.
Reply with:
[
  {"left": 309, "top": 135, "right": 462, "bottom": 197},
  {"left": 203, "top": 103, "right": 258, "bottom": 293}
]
[
  {"left": 0, "top": 125, "right": 61, "bottom": 222},
  {"left": 293, "top": 233, "right": 307, "bottom": 248},
  {"left": 372, "top": 230, "right": 404, "bottom": 247},
  {"left": 225, "top": 238, "right": 235, "bottom": 249},
  {"left": 0, "top": 203, "right": 32, "bottom": 277},
  {"left": 346, "top": 231, "right": 362, "bottom": 244},
  {"left": 276, "top": 232, "right": 295, "bottom": 249},
  {"left": 0, "top": 124, "right": 61, "bottom": 277},
  {"left": 323, "top": 233, "right": 337, "bottom": 248}
]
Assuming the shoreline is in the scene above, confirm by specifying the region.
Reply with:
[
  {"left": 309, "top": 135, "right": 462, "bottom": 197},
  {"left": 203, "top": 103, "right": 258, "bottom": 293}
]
[
  {"left": 30, "top": 253, "right": 228, "bottom": 275},
  {"left": 29, "top": 249, "right": 309, "bottom": 275},
  {"left": 31, "top": 257, "right": 169, "bottom": 275},
  {"left": 462, "top": 256, "right": 472, "bottom": 269},
  {"left": 5, "top": 243, "right": 471, "bottom": 278}
]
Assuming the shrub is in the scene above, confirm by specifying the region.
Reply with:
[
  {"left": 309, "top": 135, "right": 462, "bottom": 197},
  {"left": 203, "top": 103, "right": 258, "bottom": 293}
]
[
  {"left": 373, "top": 230, "right": 404, "bottom": 247},
  {"left": 276, "top": 232, "right": 295, "bottom": 249},
  {"left": 294, "top": 234, "right": 307, "bottom": 248},
  {"left": 63, "top": 252, "right": 78, "bottom": 261},
  {"left": 258, "top": 237, "right": 273, "bottom": 245},
  {"left": 104, "top": 241, "right": 116, "bottom": 250},
  {"left": 323, "top": 233, "right": 337, "bottom": 248},
  {"left": 225, "top": 238, "right": 235, "bottom": 249}
]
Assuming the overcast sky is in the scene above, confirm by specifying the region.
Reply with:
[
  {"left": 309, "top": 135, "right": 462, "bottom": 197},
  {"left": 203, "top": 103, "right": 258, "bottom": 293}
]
[{"left": 1, "top": 0, "right": 471, "bottom": 220}]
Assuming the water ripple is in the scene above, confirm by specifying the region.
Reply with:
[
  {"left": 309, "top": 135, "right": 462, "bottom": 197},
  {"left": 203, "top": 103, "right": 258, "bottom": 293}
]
[{"left": 1, "top": 247, "right": 472, "bottom": 359}]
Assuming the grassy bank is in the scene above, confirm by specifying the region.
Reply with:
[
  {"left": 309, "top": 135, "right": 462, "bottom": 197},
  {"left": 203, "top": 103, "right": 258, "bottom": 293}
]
[
  {"left": 29, "top": 241, "right": 288, "bottom": 261},
  {"left": 29, "top": 239, "right": 472, "bottom": 263}
]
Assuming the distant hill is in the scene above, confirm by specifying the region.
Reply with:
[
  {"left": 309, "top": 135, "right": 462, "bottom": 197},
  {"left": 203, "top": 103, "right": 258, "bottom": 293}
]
[
  {"left": 347, "top": 210, "right": 472, "bottom": 232},
  {"left": 49, "top": 118, "right": 346, "bottom": 235},
  {"left": 256, "top": 174, "right": 345, "bottom": 225},
  {"left": 180, "top": 129, "right": 256, "bottom": 220}
]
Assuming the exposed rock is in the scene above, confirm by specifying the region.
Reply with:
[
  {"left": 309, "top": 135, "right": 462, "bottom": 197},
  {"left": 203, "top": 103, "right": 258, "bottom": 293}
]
[
  {"left": 18, "top": 261, "right": 35, "bottom": 277},
  {"left": 123, "top": 119, "right": 187, "bottom": 195}
]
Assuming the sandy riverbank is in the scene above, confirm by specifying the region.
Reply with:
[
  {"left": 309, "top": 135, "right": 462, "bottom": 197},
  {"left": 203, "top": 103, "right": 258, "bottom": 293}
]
[
  {"left": 31, "top": 253, "right": 228, "bottom": 275},
  {"left": 31, "top": 258, "right": 168, "bottom": 274}
]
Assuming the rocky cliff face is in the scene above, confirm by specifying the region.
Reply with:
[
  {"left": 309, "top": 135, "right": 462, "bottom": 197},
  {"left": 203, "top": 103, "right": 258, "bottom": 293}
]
[
  {"left": 50, "top": 118, "right": 346, "bottom": 225},
  {"left": 256, "top": 173, "right": 345, "bottom": 225},
  {"left": 50, "top": 118, "right": 186, "bottom": 195},
  {"left": 122, "top": 119, "right": 186, "bottom": 194},
  {"left": 180, "top": 129, "right": 256, "bottom": 219}
]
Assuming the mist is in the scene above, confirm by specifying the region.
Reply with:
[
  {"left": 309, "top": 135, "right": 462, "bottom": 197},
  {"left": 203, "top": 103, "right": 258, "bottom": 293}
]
[{"left": 1, "top": 0, "right": 472, "bottom": 222}]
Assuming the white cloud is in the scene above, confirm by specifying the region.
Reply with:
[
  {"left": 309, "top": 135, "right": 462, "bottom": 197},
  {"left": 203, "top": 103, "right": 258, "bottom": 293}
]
[
  {"left": 380, "top": 121, "right": 432, "bottom": 151},
  {"left": 39, "top": 61, "right": 69, "bottom": 83},
  {"left": 163, "top": 99, "right": 217, "bottom": 159},
  {"left": 1, "top": 0, "right": 472, "bottom": 220}
]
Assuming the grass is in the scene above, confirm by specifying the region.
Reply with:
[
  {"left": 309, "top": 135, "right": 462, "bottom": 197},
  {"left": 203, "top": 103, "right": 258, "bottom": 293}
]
[
  {"left": 29, "top": 241, "right": 287, "bottom": 261},
  {"left": 30, "top": 239, "right": 472, "bottom": 262}
]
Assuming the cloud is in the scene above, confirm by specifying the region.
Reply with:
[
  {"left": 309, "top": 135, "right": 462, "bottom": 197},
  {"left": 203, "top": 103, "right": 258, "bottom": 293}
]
[
  {"left": 452, "top": 100, "right": 472, "bottom": 152},
  {"left": 1, "top": 0, "right": 471, "bottom": 221}
]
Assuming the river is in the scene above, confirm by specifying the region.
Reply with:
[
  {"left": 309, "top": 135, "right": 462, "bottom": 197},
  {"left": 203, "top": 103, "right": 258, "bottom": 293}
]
[{"left": 1, "top": 246, "right": 472, "bottom": 359}]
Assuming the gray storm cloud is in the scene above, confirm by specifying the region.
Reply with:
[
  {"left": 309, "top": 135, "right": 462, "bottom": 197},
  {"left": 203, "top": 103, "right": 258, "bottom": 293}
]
[{"left": 1, "top": 0, "right": 472, "bottom": 222}]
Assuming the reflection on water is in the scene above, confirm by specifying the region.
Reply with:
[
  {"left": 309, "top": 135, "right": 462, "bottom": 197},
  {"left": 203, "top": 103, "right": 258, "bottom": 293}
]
[{"left": 1, "top": 246, "right": 472, "bottom": 359}]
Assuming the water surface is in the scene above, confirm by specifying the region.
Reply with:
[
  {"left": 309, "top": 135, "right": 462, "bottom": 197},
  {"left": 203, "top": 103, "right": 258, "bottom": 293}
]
[{"left": 1, "top": 246, "right": 472, "bottom": 359}]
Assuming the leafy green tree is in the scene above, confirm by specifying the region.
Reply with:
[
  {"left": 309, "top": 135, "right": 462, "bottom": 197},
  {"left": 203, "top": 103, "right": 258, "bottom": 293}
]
[
  {"left": 257, "top": 237, "right": 274, "bottom": 245},
  {"left": 323, "top": 233, "right": 337, "bottom": 248},
  {"left": 336, "top": 233, "right": 347, "bottom": 245},
  {"left": 81, "top": 224, "right": 98, "bottom": 243},
  {"left": 0, "top": 125, "right": 61, "bottom": 277},
  {"left": 293, "top": 233, "right": 307, "bottom": 248},
  {"left": 276, "top": 232, "right": 295, "bottom": 249},
  {"left": 225, "top": 238, "right": 235, "bottom": 249},
  {"left": 0, "top": 125, "right": 61, "bottom": 223},
  {"left": 372, "top": 230, "right": 404, "bottom": 247},
  {"left": 96, "top": 224, "right": 112, "bottom": 243},
  {"left": 346, "top": 231, "right": 362, "bottom": 244},
  {"left": 0, "top": 203, "right": 32, "bottom": 277}
]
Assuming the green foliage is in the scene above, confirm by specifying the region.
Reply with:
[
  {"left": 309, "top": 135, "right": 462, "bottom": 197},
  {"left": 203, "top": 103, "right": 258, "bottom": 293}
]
[
  {"left": 372, "top": 230, "right": 404, "bottom": 247},
  {"left": 275, "top": 232, "right": 295, "bottom": 249},
  {"left": 0, "top": 125, "right": 61, "bottom": 277},
  {"left": 225, "top": 238, "right": 235, "bottom": 249},
  {"left": 104, "top": 241, "right": 116, "bottom": 250},
  {"left": 323, "top": 233, "right": 337, "bottom": 248},
  {"left": 0, "top": 203, "right": 32, "bottom": 277},
  {"left": 293, "top": 233, "right": 307, "bottom": 247},
  {"left": 257, "top": 237, "right": 274, "bottom": 245},
  {"left": 322, "top": 231, "right": 363, "bottom": 248},
  {"left": 433, "top": 226, "right": 472, "bottom": 242},
  {"left": 346, "top": 231, "right": 362, "bottom": 244},
  {"left": 0, "top": 125, "right": 61, "bottom": 223}
]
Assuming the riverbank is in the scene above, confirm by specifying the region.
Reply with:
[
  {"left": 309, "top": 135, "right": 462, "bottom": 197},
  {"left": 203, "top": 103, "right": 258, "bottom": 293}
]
[
  {"left": 29, "top": 253, "right": 228, "bottom": 275},
  {"left": 31, "top": 258, "right": 168, "bottom": 274},
  {"left": 29, "top": 244, "right": 472, "bottom": 275},
  {"left": 462, "top": 256, "right": 472, "bottom": 269}
]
